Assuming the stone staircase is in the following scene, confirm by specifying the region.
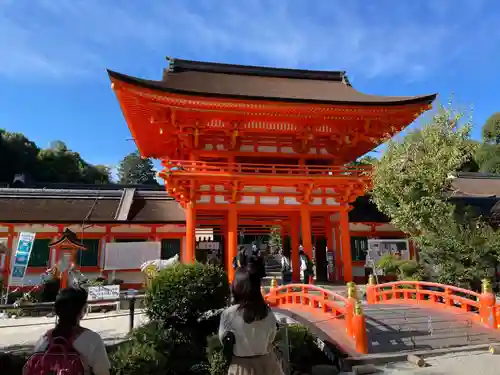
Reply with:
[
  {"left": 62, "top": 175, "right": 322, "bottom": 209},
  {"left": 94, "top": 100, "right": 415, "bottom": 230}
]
[{"left": 263, "top": 255, "right": 282, "bottom": 289}]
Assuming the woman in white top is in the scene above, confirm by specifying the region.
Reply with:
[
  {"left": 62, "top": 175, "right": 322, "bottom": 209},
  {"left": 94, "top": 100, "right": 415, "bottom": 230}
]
[
  {"left": 31, "top": 287, "right": 111, "bottom": 375},
  {"left": 279, "top": 248, "right": 292, "bottom": 285},
  {"left": 219, "top": 268, "right": 284, "bottom": 375}
]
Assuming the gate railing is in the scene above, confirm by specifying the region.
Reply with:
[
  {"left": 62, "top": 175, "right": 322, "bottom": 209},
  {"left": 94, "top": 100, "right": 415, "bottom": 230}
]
[
  {"left": 365, "top": 276, "right": 498, "bottom": 329},
  {"left": 265, "top": 283, "right": 368, "bottom": 354}
]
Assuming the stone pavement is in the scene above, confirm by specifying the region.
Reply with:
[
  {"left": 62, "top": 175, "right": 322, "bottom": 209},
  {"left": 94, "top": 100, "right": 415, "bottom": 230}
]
[
  {"left": 340, "top": 350, "right": 500, "bottom": 374},
  {"left": 0, "top": 310, "right": 148, "bottom": 351}
]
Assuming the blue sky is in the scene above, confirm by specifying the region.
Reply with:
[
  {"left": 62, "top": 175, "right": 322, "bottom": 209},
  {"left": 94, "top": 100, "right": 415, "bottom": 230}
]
[{"left": 0, "top": 0, "right": 499, "bottom": 171}]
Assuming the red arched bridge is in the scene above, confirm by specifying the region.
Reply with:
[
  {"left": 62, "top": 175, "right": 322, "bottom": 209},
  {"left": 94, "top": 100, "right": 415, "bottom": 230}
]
[{"left": 265, "top": 280, "right": 500, "bottom": 357}]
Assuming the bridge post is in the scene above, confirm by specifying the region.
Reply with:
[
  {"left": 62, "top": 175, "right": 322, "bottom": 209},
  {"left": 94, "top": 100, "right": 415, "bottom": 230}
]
[
  {"left": 479, "top": 279, "right": 497, "bottom": 329},
  {"left": 345, "top": 282, "right": 357, "bottom": 338},
  {"left": 353, "top": 301, "right": 369, "bottom": 354},
  {"left": 366, "top": 274, "right": 376, "bottom": 304}
]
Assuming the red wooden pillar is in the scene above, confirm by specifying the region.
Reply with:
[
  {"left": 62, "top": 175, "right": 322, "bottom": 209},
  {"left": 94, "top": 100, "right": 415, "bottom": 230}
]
[
  {"left": 185, "top": 202, "right": 196, "bottom": 264},
  {"left": 290, "top": 213, "right": 300, "bottom": 282},
  {"left": 340, "top": 207, "right": 353, "bottom": 282},
  {"left": 300, "top": 205, "right": 313, "bottom": 259},
  {"left": 3, "top": 226, "right": 14, "bottom": 287},
  {"left": 227, "top": 206, "right": 238, "bottom": 283},
  {"left": 334, "top": 224, "right": 342, "bottom": 281}
]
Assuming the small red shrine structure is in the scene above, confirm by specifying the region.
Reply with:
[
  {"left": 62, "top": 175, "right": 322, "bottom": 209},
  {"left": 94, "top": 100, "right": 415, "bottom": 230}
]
[
  {"left": 49, "top": 228, "right": 86, "bottom": 288},
  {"left": 108, "top": 58, "right": 436, "bottom": 282}
]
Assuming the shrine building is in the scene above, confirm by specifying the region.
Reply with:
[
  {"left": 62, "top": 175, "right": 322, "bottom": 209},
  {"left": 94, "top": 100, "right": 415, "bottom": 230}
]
[{"left": 108, "top": 58, "right": 436, "bottom": 283}]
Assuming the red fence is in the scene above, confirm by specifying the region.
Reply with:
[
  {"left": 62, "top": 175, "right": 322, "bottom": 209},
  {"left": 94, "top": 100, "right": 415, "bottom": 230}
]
[
  {"left": 366, "top": 280, "right": 498, "bottom": 328},
  {"left": 265, "top": 283, "right": 369, "bottom": 354}
]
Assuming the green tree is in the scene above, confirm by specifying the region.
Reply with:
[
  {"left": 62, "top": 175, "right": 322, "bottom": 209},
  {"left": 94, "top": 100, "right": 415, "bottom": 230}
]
[
  {"left": 0, "top": 130, "right": 39, "bottom": 183},
  {"left": 118, "top": 151, "right": 157, "bottom": 185},
  {"left": 37, "top": 141, "right": 111, "bottom": 184},
  {"left": 475, "top": 113, "right": 500, "bottom": 174},
  {"left": 268, "top": 226, "right": 282, "bottom": 254},
  {"left": 0, "top": 130, "right": 111, "bottom": 184},
  {"left": 371, "top": 104, "right": 500, "bottom": 289}
]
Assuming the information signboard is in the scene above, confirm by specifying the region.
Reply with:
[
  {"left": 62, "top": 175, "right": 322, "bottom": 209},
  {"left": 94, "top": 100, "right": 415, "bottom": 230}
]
[{"left": 9, "top": 232, "right": 36, "bottom": 286}]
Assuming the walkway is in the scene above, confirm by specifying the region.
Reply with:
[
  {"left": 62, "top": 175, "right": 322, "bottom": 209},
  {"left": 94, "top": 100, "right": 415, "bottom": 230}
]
[{"left": 0, "top": 310, "right": 148, "bottom": 351}]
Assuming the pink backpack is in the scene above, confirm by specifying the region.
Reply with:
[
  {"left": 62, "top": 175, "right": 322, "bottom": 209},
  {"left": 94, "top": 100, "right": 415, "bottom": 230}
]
[{"left": 23, "top": 328, "right": 86, "bottom": 375}]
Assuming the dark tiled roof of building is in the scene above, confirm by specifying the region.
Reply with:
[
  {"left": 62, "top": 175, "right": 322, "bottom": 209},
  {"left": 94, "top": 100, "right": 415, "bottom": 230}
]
[
  {"left": 0, "top": 187, "right": 184, "bottom": 223},
  {"left": 450, "top": 173, "right": 500, "bottom": 198},
  {"left": 349, "top": 195, "right": 389, "bottom": 223},
  {"left": 107, "top": 58, "right": 436, "bottom": 106}
]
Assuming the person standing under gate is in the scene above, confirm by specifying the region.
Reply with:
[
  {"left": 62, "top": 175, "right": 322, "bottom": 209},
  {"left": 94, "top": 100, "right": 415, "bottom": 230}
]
[
  {"left": 279, "top": 248, "right": 292, "bottom": 285},
  {"left": 299, "top": 248, "right": 314, "bottom": 284},
  {"left": 219, "top": 268, "right": 284, "bottom": 375}
]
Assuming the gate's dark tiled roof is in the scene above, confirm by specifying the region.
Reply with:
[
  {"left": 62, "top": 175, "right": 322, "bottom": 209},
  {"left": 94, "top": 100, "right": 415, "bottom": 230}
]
[{"left": 108, "top": 58, "right": 436, "bottom": 106}]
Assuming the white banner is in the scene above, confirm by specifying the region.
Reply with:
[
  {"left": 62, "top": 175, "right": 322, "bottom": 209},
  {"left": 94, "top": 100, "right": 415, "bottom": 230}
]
[
  {"left": 88, "top": 285, "right": 120, "bottom": 301},
  {"left": 104, "top": 241, "right": 161, "bottom": 270}
]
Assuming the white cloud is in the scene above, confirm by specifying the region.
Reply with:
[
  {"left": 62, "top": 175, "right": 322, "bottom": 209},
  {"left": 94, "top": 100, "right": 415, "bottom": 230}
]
[{"left": 0, "top": 0, "right": 497, "bottom": 82}]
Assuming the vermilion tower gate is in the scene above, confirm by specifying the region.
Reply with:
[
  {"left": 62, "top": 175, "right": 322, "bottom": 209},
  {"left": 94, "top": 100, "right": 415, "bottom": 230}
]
[{"left": 108, "top": 58, "right": 435, "bottom": 282}]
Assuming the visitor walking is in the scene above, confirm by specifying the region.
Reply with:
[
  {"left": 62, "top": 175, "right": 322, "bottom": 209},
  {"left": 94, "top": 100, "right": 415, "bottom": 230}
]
[
  {"left": 299, "top": 248, "right": 314, "bottom": 284},
  {"left": 233, "top": 246, "right": 248, "bottom": 269},
  {"left": 219, "top": 268, "right": 284, "bottom": 375},
  {"left": 26, "top": 287, "right": 111, "bottom": 375},
  {"left": 249, "top": 244, "right": 266, "bottom": 281},
  {"left": 279, "top": 248, "right": 292, "bottom": 285}
]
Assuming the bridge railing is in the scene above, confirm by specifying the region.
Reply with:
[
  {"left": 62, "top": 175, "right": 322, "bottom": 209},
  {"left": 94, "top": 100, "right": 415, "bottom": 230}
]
[
  {"left": 265, "top": 283, "right": 369, "bottom": 354},
  {"left": 366, "top": 278, "right": 498, "bottom": 329}
]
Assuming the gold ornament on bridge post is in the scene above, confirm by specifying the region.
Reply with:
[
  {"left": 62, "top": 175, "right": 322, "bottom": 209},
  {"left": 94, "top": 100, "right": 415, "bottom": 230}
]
[
  {"left": 347, "top": 281, "right": 357, "bottom": 300},
  {"left": 354, "top": 300, "right": 364, "bottom": 316},
  {"left": 366, "top": 274, "right": 377, "bottom": 305},
  {"left": 143, "top": 264, "right": 159, "bottom": 289},
  {"left": 479, "top": 278, "right": 497, "bottom": 329},
  {"left": 482, "top": 278, "right": 493, "bottom": 294}
]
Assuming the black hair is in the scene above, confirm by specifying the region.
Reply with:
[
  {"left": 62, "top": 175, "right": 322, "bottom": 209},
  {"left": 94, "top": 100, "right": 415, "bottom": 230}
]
[
  {"left": 231, "top": 268, "right": 269, "bottom": 323},
  {"left": 237, "top": 248, "right": 248, "bottom": 268},
  {"left": 52, "top": 287, "right": 88, "bottom": 339}
]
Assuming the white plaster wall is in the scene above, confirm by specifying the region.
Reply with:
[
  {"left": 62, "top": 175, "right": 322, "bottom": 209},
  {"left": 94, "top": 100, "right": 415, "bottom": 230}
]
[
  {"left": 14, "top": 224, "right": 57, "bottom": 233},
  {"left": 375, "top": 223, "right": 397, "bottom": 231},
  {"left": 114, "top": 271, "right": 145, "bottom": 285},
  {"left": 349, "top": 223, "right": 371, "bottom": 231},
  {"left": 156, "top": 225, "right": 185, "bottom": 233},
  {"left": 66, "top": 225, "right": 105, "bottom": 233},
  {"left": 110, "top": 225, "right": 151, "bottom": 233}
]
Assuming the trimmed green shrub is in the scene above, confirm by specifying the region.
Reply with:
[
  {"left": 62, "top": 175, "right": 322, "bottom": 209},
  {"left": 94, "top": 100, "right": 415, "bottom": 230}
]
[
  {"left": 110, "top": 341, "right": 167, "bottom": 375},
  {"left": 206, "top": 334, "right": 229, "bottom": 375},
  {"left": 275, "top": 324, "right": 331, "bottom": 374},
  {"left": 146, "top": 262, "right": 229, "bottom": 327},
  {"left": 129, "top": 321, "right": 206, "bottom": 374}
]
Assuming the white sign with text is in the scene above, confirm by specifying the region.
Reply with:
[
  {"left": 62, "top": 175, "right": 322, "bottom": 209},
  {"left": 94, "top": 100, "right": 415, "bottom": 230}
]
[{"left": 87, "top": 285, "right": 120, "bottom": 301}]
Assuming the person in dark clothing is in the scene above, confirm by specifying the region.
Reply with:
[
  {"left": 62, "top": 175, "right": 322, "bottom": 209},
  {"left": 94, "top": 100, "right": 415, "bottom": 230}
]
[
  {"left": 279, "top": 248, "right": 292, "bottom": 285},
  {"left": 248, "top": 244, "right": 266, "bottom": 283},
  {"left": 233, "top": 247, "right": 248, "bottom": 269},
  {"left": 299, "top": 249, "right": 314, "bottom": 284}
]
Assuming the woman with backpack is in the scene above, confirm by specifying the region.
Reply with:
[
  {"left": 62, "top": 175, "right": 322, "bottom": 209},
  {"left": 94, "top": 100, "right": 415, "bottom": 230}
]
[
  {"left": 219, "top": 268, "right": 284, "bottom": 375},
  {"left": 26, "top": 287, "right": 110, "bottom": 375}
]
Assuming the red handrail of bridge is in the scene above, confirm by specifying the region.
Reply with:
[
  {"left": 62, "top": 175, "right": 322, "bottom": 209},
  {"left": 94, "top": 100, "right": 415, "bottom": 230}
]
[
  {"left": 162, "top": 160, "right": 372, "bottom": 179},
  {"left": 366, "top": 280, "right": 498, "bottom": 328},
  {"left": 265, "top": 284, "right": 369, "bottom": 354}
]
